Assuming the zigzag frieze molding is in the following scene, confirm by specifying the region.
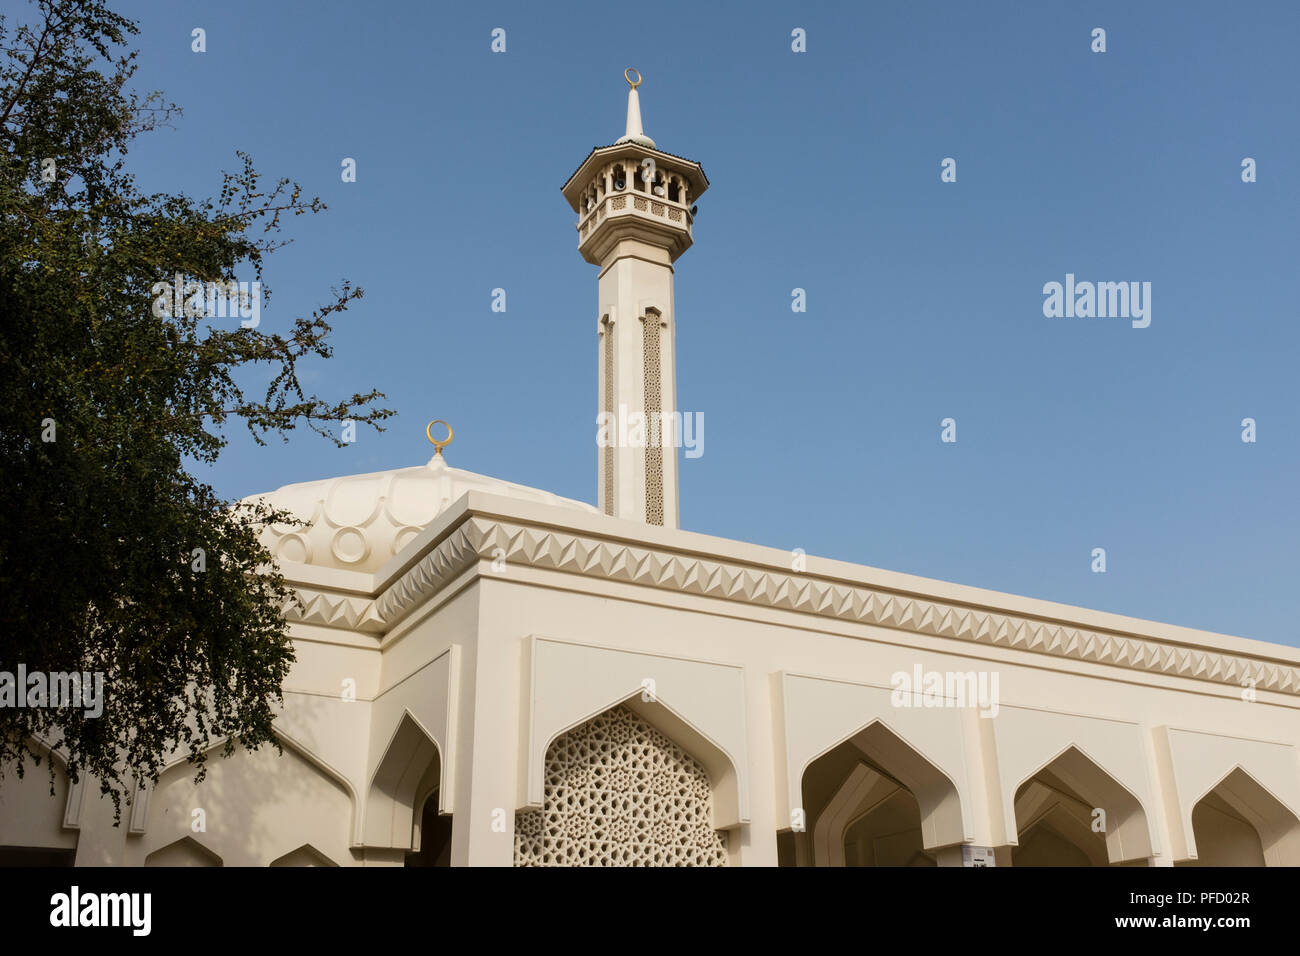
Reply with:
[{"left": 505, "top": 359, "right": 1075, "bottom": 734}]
[
  {"left": 293, "top": 516, "right": 1300, "bottom": 696},
  {"left": 373, "top": 522, "right": 485, "bottom": 622},
  {"left": 283, "top": 590, "right": 387, "bottom": 633}
]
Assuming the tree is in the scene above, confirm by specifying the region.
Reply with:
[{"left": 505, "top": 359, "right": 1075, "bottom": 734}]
[{"left": 0, "top": 0, "right": 392, "bottom": 819}]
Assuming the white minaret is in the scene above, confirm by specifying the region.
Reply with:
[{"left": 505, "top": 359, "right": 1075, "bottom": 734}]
[{"left": 561, "top": 69, "right": 708, "bottom": 528}]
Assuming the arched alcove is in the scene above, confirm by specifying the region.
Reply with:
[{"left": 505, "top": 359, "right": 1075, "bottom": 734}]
[
  {"left": 787, "top": 720, "right": 964, "bottom": 866},
  {"left": 1178, "top": 767, "right": 1300, "bottom": 867},
  {"left": 514, "top": 703, "right": 728, "bottom": 866},
  {"left": 405, "top": 788, "right": 453, "bottom": 867},
  {"left": 270, "top": 844, "right": 337, "bottom": 867},
  {"left": 364, "top": 712, "right": 444, "bottom": 851},
  {"left": 1011, "top": 746, "right": 1153, "bottom": 866},
  {"left": 520, "top": 639, "right": 748, "bottom": 829},
  {"left": 145, "top": 835, "right": 222, "bottom": 867}
]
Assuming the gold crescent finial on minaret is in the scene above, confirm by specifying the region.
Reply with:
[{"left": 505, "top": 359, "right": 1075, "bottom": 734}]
[
  {"left": 425, "top": 419, "right": 453, "bottom": 456},
  {"left": 624, "top": 67, "right": 642, "bottom": 89}
]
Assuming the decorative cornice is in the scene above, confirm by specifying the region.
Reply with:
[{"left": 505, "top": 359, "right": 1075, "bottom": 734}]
[
  {"left": 284, "top": 590, "right": 387, "bottom": 633},
  {"left": 285, "top": 514, "right": 1300, "bottom": 697},
  {"left": 561, "top": 142, "right": 709, "bottom": 198},
  {"left": 374, "top": 521, "right": 485, "bottom": 623}
]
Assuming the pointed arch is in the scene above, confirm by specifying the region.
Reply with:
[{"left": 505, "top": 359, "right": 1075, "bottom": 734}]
[
  {"left": 521, "top": 638, "right": 749, "bottom": 828},
  {"left": 19, "top": 733, "right": 69, "bottom": 771},
  {"left": 272, "top": 726, "right": 361, "bottom": 839},
  {"left": 269, "top": 844, "right": 338, "bottom": 867},
  {"left": 811, "top": 762, "right": 902, "bottom": 866},
  {"left": 147, "top": 728, "right": 360, "bottom": 844},
  {"left": 1010, "top": 744, "right": 1154, "bottom": 864},
  {"left": 1182, "top": 766, "right": 1300, "bottom": 866},
  {"left": 534, "top": 688, "right": 742, "bottom": 830},
  {"left": 144, "top": 835, "right": 222, "bottom": 867},
  {"left": 142, "top": 731, "right": 354, "bottom": 865},
  {"left": 156, "top": 728, "right": 358, "bottom": 801},
  {"left": 363, "top": 710, "right": 442, "bottom": 849},
  {"left": 1012, "top": 776, "right": 1109, "bottom": 866},
  {"left": 798, "top": 717, "right": 966, "bottom": 853},
  {"left": 775, "top": 672, "right": 974, "bottom": 856},
  {"left": 515, "top": 702, "right": 729, "bottom": 866}
]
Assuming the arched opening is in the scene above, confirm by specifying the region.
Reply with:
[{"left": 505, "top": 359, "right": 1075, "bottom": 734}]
[
  {"left": 145, "top": 835, "right": 222, "bottom": 867},
  {"left": 667, "top": 177, "right": 680, "bottom": 202},
  {"left": 405, "top": 787, "right": 452, "bottom": 867},
  {"left": 270, "top": 844, "right": 337, "bottom": 867},
  {"left": 784, "top": 721, "right": 963, "bottom": 866},
  {"left": 1011, "top": 747, "right": 1153, "bottom": 867},
  {"left": 365, "top": 712, "right": 446, "bottom": 854},
  {"left": 514, "top": 703, "right": 728, "bottom": 866},
  {"left": 1177, "top": 767, "right": 1300, "bottom": 867}
]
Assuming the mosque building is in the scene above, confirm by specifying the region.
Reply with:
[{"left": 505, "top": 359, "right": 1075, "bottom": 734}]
[{"left": 5, "top": 71, "right": 1300, "bottom": 868}]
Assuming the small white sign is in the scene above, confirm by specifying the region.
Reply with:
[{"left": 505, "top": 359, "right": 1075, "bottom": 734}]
[{"left": 962, "top": 845, "right": 995, "bottom": 867}]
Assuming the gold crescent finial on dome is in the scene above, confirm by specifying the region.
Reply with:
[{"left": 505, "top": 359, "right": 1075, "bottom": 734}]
[
  {"left": 624, "top": 67, "right": 642, "bottom": 89},
  {"left": 425, "top": 419, "right": 453, "bottom": 456}
]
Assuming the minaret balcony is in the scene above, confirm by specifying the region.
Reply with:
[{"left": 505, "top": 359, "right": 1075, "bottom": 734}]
[{"left": 575, "top": 193, "right": 694, "bottom": 265}]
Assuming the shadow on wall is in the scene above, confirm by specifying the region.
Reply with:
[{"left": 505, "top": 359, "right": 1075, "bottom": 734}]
[{"left": 141, "top": 736, "right": 353, "bottom": 867}]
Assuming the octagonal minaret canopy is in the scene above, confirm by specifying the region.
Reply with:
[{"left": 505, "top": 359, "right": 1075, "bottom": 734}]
[{"left": 561, "top": 70, "right": 709, "bottom": 265}]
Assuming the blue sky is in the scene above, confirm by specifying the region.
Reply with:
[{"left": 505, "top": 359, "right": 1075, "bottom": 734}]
[{"left": 111, "top": 0, "right": 1299, "bottom": 646}]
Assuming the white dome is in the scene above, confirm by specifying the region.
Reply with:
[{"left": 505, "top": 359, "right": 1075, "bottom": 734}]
[{"left": 243, "top": 454, "right": 599, "bottom": 573}]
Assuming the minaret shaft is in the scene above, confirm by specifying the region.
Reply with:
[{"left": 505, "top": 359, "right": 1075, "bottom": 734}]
[{"left": 597, "top": 239, "right": 679, "bottom": 527}]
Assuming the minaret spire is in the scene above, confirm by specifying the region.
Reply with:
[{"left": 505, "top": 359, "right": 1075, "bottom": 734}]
[{"left": 616, "top": 68, "right": 655, "bottom": 149}]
